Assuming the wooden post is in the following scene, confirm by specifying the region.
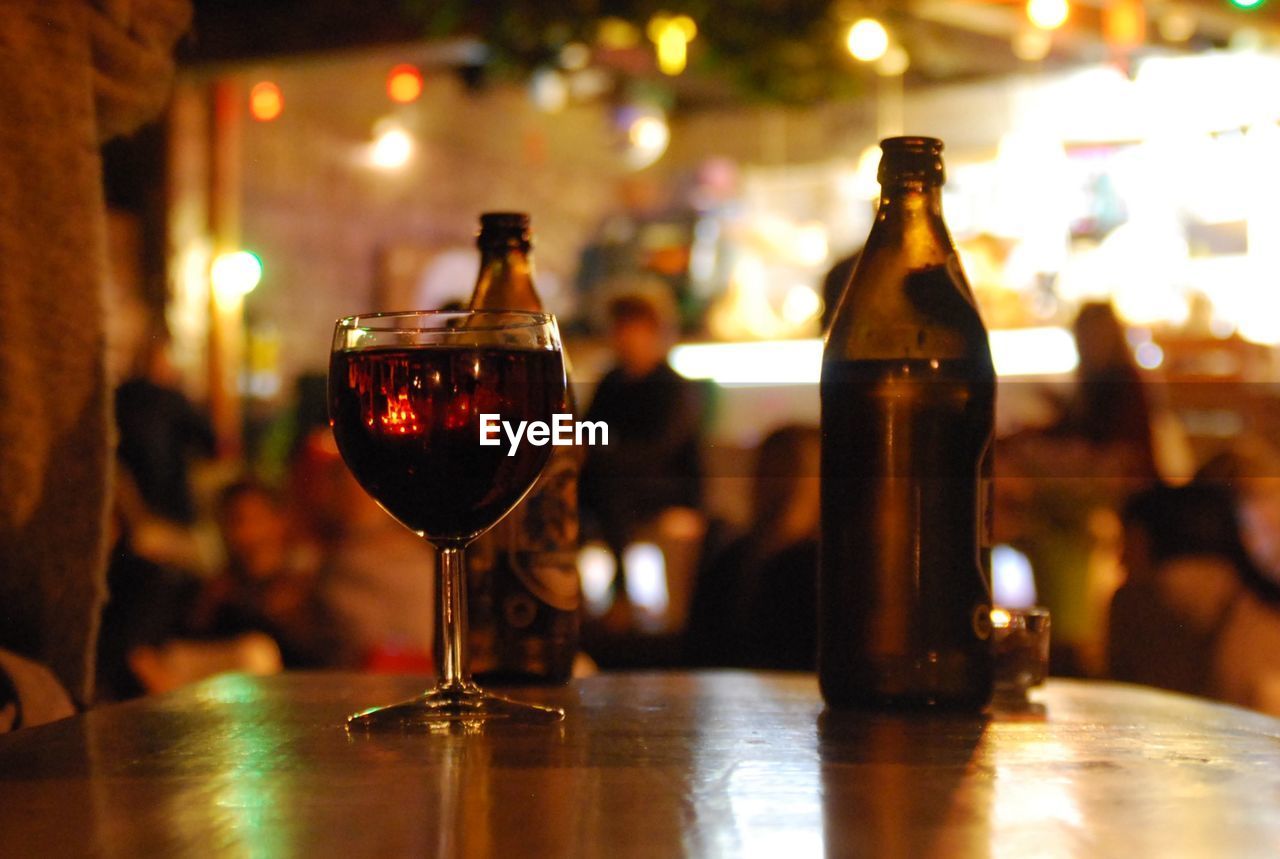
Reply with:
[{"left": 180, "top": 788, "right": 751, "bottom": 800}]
[{"left": 207, "top": 77, "right": 244, "bottom": 459}]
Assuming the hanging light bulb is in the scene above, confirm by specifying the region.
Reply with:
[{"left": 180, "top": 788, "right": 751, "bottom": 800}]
[{"left": 846, "top": 18, "right": 890, "bottom": 62}]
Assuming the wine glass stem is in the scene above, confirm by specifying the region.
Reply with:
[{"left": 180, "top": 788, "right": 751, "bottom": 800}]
[{"left": 435, "top": 545, "right": 470, "bottom": 690}]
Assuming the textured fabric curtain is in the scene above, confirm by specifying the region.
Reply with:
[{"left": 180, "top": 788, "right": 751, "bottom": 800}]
[{"left": 0, "top": 0, "right": 189, "bottom": 706}]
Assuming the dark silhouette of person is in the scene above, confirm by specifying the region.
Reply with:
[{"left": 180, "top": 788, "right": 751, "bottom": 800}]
[
  {"left": 1052, "top": 301, "right": 1157, "bottom": 480},
  {"left": 1109, "top": 483, "right": 1265, "bottom": 697},
  {"left": 115, "top": 338, "right": 216, "bottom": 525},
  {"left": 685, "top": 425, "right": 820, "bottom": 670},
  {"left": 579, "top": 290, "right": 705, "bottom": 559},
  {"left": 189, "top": 480, "right": 334, "bottom": 668}
]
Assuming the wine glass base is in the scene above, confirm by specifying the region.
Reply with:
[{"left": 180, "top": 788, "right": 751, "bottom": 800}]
[{"left": 346, "top": 682, "right": 564, "bottom": 732}]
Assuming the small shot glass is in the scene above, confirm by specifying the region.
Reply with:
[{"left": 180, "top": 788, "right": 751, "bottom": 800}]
[{"left": 991, "top": 607, "right": 1051, "bottom": 703}]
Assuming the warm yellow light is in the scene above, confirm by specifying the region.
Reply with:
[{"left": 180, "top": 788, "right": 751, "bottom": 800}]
[
  {"left": 1103, "top": 0, "right": 1146, "bottom": 48},
  {"left": 846, "top": 18, "right": 889, "bottom": 62},
  {"left": 559, "top": 42, "right": 591, "bottom": 71},
  {"left": 781, "top": 285, "right": 823, "bottom": 326},
  {"left": 249, "top": 81, "right": 283, "bottom": 122},
  {"left": 648, "top": 14, "right": 697, "bottom": 75},
  {"left": 876, "top": 44, "right": 911, "bottom": 76},
  {"left": 598, "top": 17, "right": 641, "bottom": 49},
  {"left": 1157, "top": 7, "right": 1196, "bottom": 42},
  {"left": 370, "top": 126, "right": 413, "bottom": 170},
  {"left": 629, "top": 115, "right": 669, "bottom": 151},
  {"left": 386, "top": 64, "right": 423, "bottom": 103},
  {"left": 211, "top": 251, "right": 262, "bottom": 305},
  {"left": 792, "top": 223, "right": 830, "bottom": 267},
  {"left": 669, "top": 328, "right": 1077, "bottom": 385},
  {"left": 1027, "top": 0, "right": 1069, "bottom": 31},
  {"left": 1012, "top": 28, "right": 1054, "bottom": 61}
]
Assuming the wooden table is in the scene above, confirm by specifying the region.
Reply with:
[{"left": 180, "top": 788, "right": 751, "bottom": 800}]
[{"left": 3, "top": 672, "right": 1280, "bottom": 858}]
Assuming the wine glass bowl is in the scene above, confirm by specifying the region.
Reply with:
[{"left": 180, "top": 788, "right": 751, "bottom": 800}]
[{"left": 329, "top": 310, "right": 567, "bottom": 729}]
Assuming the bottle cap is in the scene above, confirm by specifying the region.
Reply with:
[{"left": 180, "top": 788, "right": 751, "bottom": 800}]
[
  {"left": 877, "top": 136, "right": 945, "bottom": 186},
  {"left": 477, "top": 212, "right": 531, "bottom": 249}
]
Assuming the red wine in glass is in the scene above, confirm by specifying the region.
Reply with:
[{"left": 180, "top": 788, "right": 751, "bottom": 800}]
[
  {"left": 329, "top": 346, "right": 562, "bottom": 543},
  {"left": 329, "top": 310, "right": 567, "bottom": 730}
]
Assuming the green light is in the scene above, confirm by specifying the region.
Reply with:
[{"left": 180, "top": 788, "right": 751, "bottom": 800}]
[{"left": 1231, "top": 0, "right": 1265, "bottom": 9}]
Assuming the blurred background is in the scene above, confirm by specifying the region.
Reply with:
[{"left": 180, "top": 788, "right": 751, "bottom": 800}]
[{"left": 101, "top": 0, "right": 1280, "bottom": 710}]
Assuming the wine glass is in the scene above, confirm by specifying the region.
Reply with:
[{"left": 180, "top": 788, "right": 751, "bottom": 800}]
[{"left": 329, "top": 310, "right": 566, "bottom": 729}]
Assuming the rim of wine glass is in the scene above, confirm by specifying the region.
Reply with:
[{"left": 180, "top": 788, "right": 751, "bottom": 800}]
[{"left": 336, "top": 308, "right": 555, "bottom": 333}]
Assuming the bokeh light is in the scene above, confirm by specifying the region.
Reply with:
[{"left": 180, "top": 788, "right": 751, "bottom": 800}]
[
  {"left": 249, "top": 81, "right": 283, "bottom": 122},
  {"left": 386, "top": 64, "right": 423, "bottom": 104},
  {"left": 846, "top": 18, "right": 890, "bottom": 62},
  {"left": 1027, "top": 0, "right": 1070, "bottom": 31},
  {"left": 211, "top": 251, "right": 263, "bottom": 305}
]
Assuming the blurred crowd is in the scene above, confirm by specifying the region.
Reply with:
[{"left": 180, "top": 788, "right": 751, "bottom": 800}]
[
  {"left": 100, "top": 334, "right": 436, "bottom": 699},
  {"left": 96, "top": 255, "right": 1280, "bottom": 720}
]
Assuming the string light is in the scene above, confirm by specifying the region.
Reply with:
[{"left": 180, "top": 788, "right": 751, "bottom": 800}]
[{"left": 846, "top": 18, "right": 890, "bottom": 62}]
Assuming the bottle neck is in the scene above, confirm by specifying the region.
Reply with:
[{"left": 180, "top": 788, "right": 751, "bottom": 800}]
[
  {"left": 866, "top": 181, "right": 953, "bottom": 270},
  {"left": 471, "top": 245, "right": 541, "bottom": 312}
]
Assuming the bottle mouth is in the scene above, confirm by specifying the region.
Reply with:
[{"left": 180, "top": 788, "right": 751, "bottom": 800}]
[
  {"left": 877, "top": 136, "right": 945, "bottom": 186},
  {"left": 477, "top": 211, "right": 532, "bottom": 248}
]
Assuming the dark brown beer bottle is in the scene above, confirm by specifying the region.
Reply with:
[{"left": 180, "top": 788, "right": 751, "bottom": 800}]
[
  {"left": 819, "top": 137, "right": 995, "bottom": 711},
  {"left": 467, "top": 212, "right": 580, "bottom": 684}
]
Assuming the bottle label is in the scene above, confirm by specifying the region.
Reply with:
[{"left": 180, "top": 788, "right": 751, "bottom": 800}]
[{"left": 478, "top": 447, "right": 582, "bottom": 612}]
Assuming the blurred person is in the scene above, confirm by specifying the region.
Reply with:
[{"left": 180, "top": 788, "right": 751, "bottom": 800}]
[
  {"left": 1196, "top": 438, "right": 1280, "bottom": 595},
  {"left": 579, "top": 289, "right": 706, "bottom": 614},
  {"left": 188, "top": 480, "right": 334, "bottom": 668},
  {"left": 1049, "top": 301, "right": 1158, "bottom": 480},
  {"left": 98, "top": 472, "right": 287, "bottom": 701},
  {"left": 1109, "top": 482, "right": 1280, "bottom": 714},
  {"left": 685, "top": 425, "right": 819, "bottom": 670},
  {"left": 290, "top": 429, "right": 435, "bottom": 670},
  {"left": 0, "top": 0, "right": 191, "bottom": 726},
  {"left": 96, "top": 482, "right": 203, "bottom": 701},
  {"left": 115, "top": 334, "right": 217, "bottom": 527},
  {"left": 996, "top": 301, "right": 1162, "bottom": 675},
  {"left": 1109, "top": 484, "right": 1247, "bottom": 697}
]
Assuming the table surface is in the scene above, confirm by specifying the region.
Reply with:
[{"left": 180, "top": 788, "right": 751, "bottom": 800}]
[{"left": 3, "top": 672, "right": 1280, "bottom": 858}]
